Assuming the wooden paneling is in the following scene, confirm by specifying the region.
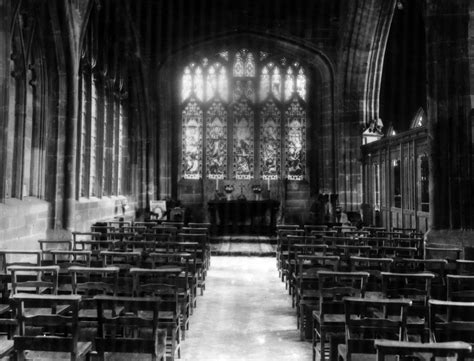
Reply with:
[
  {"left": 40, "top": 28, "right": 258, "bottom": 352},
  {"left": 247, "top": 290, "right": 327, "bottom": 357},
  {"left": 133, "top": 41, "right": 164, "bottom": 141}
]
[{"left": 361, "top": 127, "right": 428, "bottom": 232}]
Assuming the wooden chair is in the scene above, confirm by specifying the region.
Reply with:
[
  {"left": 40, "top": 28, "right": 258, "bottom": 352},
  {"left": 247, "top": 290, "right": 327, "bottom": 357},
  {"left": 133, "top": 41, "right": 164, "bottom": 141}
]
[
  {"left": 38, "top": 239, "right": 73, "bottom": 266},
  {"left": 161, "top": 221, "right": 184, "bottom": 230},
  {"left": 100, "top": 251, "right": 142, "bottom": 274},
  {"left": 94, "top": 295, "right": 166, "bottom": 361},
  {"left": 178, "top": 233, "right": 208, "bottom": 296},
  {"left": 51, "top": 251, "right": 92, "bottom": 293},
  {"left": 148, "top": 252, "right": 192, "bottom": 336},
  {"left": 304, "top": 225, "right": 328, "bottom": 236},
  {"left": 277, "top": 228, "right": 304, "bottom": 280},
  {"left": 130, "top": 268, "right": 182, "bottom": 361},
  {"left": 350, "top": 256, "right": 393, "bottom": 294},
  {"left": 429, "top": 299, "right": 474, "bottom": 355},
  {"left": 12, "top": 294, "right": 92, "bottom": 361},
  {"left": 295, "top": 255, "right": 339, "bottom": 339},
  {"left": 447, "top": 274, "right": 474, "bottom": 302},
  {"left": 152, "top": 225, "right": 178, "bottom": 240},
  {"left": 69, "top": 266, "right": 120, "bottom": 324},
  {"left": 0, "top": 250, "right": 41, "bottom": 303},
  {"left": 425, "top": 245, "right": 463, "bottom": 273},
  {"left": 312, "top": 271, "right": 369, "bottom": 361},
  {"left": 361, "top": 226, "right": 386, "bottom": 237},
  {"left": 374, "top": 339, "right": 472, "bottom": 361},
  {"left": 381, "top": 272, "right": 435, "bottom": 341},
  {"left": 9, "top": 265, "right": 60, "bottom": 296},
  {"left": 456, "top": 259, "right": 474, "bottom": 275},
  {"left": 391, "top": 258, "right": 448, "bottom": 299},
  {"left": 338, "top": 297, "right": 412, "bottom": 361}
]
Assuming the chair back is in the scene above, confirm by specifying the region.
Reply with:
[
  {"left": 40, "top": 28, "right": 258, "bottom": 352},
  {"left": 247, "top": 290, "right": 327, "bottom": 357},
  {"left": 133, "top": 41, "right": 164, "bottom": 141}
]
[
  {"left": 342, "top": 297, "right": 412, "bottom": 357},
  {"left": 429, "top": 299, "right": 474, "bottom": 345},
  {"left": 9, "top": 265, "right": 59, "bottom": 295},
  {"left": 94, "top": 295, "right": 166, "bottom": 359},
  {"left": 375, "top": 339, "right": 472, "bottom": 361},
  {"left": 12, "top": 294, "right": 90, "bottom": 360}
]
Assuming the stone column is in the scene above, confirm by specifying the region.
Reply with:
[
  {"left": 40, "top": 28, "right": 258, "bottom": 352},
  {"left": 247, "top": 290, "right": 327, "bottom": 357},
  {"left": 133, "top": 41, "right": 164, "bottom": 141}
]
[
  {"left": 0, "top": 0, "right": 11, "bottom": 201},
  {"left": 425, "top": 0, "right": 474, "bottom": 247}
]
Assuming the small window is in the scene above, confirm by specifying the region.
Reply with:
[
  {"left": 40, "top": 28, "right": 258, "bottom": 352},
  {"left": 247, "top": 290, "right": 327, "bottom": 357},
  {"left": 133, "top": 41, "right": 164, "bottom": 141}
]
[
  {"left": 373, "top": 164, "right": 380, "bottom": 210},
  {"left": 419, "top": 155, "right": 429, "bottom": 212},
  {"left": 393, "top": 159, "right": 401, "bottom": 208}
]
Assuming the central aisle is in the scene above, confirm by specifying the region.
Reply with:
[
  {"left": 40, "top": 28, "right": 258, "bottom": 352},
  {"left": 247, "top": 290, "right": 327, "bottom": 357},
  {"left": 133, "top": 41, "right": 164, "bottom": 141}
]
[{"left": 181, "top": 256, "right": 312, "bottom": 361}]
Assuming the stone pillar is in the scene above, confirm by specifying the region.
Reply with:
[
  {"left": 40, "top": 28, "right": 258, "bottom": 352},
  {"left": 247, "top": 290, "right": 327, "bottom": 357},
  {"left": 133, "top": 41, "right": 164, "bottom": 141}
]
[
  {"left": 0, "top": 0, "right": 11, "bottom": 201},
  {"left": 425, "top": 0, "right": 474, "bottom": 247}
]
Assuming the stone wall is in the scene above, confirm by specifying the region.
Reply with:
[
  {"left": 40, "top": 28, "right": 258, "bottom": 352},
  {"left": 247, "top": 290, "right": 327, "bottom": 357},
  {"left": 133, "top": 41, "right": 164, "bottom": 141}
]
[{"left": 0, "top": 198, "right": 49, "bottom": 250}]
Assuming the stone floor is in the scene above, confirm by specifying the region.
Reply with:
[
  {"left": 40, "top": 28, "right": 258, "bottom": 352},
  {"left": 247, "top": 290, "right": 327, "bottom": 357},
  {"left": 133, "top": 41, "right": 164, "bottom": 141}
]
[
  {"left": 180, "top": 256, "right": 312, "bottom": 361},
  {"left": 211, "top": 242, "right": 276, "bottom": 256}
]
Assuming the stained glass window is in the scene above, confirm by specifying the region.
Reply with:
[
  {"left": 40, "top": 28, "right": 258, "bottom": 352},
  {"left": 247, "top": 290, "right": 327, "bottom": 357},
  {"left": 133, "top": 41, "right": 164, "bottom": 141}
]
[
  {"left": 260, "top": 101, "right": 281, "bottom": 179},
  {"left": 233, "top": 101, "right": 254, "bottom": 179},
  {"left": 233, "top": 80, "right": 243, "bottom": 103},
  {"left": 244, "top": 52, "right": 256, "bottom": 77},
  {"left": 206, "top": 65, "right": 217, "bottom": 101},
  {"left": 182, "top": 101, "right": 203, "bottom": 179},
  {"left": 194, "top": 66, "right": 204, "bottom": 101},
  {"left": 296, "top": 68, "right": 306, "bottom": 100},
  {"left": 233, "top": 52, "right": 244, "bottom": 77},
  {"left": 245, "top": 80, "right": 255, "bottom": 103},
  {"left": 271, "top": 66, "right": 282, "bottom": 100},
  {"left": 285, "top": 100, "right": 306, "bottom": 180},
  {"left": 285, "top": 67, "right": 295, "bottom": 101},
  {"left": 260, "top": 66, "right": 270, "bottom": 101},
  {"left": 217, "top": 66, "right": 228, "bottom": 101},
  {"left": 180, "top": 49, "right": 308, "bottom": 182},
  {"left": 206, "top": 102, "right": 227, "bottom": 179},
  {"left": 182, "top": 66, "right": 192, "bottom": 101}
]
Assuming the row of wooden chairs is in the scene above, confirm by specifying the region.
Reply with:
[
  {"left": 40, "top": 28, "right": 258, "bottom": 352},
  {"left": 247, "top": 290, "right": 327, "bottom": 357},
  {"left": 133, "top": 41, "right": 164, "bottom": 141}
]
[
  {"left": 292, "top": 268, "right": 474, "bottom": 361},
  {"left": 0, "top": 261, "right": 192, "bottom": 360},
  {"left": 0, "top": 240, "right": 215, "bottom": 360},
  {"left": 0, "top": 293, "right": 171, "bottom": 361}
]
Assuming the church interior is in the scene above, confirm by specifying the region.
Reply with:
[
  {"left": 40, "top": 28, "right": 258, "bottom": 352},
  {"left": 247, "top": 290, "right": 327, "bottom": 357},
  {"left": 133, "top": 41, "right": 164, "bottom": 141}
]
[{"left": 0, "top": 0, "right": 474, "bottom": 360}]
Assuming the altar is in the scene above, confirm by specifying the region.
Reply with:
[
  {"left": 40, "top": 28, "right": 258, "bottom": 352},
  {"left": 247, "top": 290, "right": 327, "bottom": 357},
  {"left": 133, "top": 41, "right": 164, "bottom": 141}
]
[{"left": 207, "top": 200, "right": 280, "bottom": 236}]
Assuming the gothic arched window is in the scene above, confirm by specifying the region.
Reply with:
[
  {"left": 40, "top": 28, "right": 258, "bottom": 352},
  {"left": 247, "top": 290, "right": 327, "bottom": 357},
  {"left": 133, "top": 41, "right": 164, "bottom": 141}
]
[{"left": 180, "top": 49, "right": 308, "bottom": 181}]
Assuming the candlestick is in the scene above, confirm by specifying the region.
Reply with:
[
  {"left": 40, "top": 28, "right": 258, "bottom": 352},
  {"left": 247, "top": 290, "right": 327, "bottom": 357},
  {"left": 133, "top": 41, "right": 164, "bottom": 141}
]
[
  {"left": 267, "top": 178, "right": 270, "bottom": 192},
  {"left": 216, "top": 178, "right": 219, "bottom": 190}
]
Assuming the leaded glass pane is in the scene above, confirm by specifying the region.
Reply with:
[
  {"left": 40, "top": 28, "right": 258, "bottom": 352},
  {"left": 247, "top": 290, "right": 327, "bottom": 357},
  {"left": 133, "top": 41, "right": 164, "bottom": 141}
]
[
  {"left": 206, "top": 65, "right": 217, "bottom": 101},
  {"left": 233, "top": 100, "right": 254, "bottom": 179},
  {"left": 260, "top": 66, "right": 270, "bottom": 101},
  {"left": 217, "top": 66, "right": 228, "bottom": 101},
  {"left": 260, "top": 101, "right": 281, "bottom": 179},
  {"left": 244, "top": 52, "right": 256, "bottom": 77},
  {"left": 182, "top": 101, "right": 203, "bottom": 179},
  {"left": 285, "top": 100, "right": 306, "bottom": 180},
  {"left": 285, "top": 67, "right": 295, "bottom": 101},
  {"left": 233, "top": 80, "right": 243, "bottom": 102},
  {"left": 194, "top": 66, "right": 204, "bottom": 101},
  {"left": 271, "top": 66, "right": 282, "bottom": 100},
  {"left": 296, "top": 68, "right": 306, "bottom": 101},
  {"left": 233, "top": 52, "right": 244, "bottom": 77},
  {"left": 206, "top": 102, "right": 227, "bottom": 179},
  {"left": 245, "top": 80, "right": 255, "bottom": 103},
  {"left": 182, "top": 66, "right": 192, "bottom": 101}
]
